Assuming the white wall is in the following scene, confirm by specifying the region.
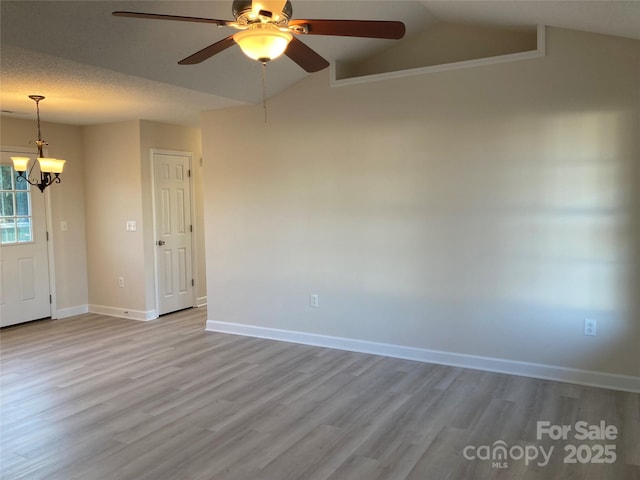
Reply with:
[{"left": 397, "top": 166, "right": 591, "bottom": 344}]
[
  {"left": 2, "top": 118, "right": 205, "bottom": 320},
  {"left": 201, "top": 27, "right": 639, "bottom": 382},
  {"left": 1, "top": 117, "right": 89, "bottom": 316},
  {"left": 83, "top": 120, "right": 205, "bottom": 319},
  {"left": 83, "top": 121, "right": 148, "bottom": 317}
]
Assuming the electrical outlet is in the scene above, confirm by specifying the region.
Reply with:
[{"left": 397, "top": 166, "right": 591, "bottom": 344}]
[
  {"left": 118, "top": 276, "right": 125, "bottom": 288},
  {"left": 584, "top": 318, "right": 597, "bottom": 336},
  {"left": 310, "top": 294, "right": 319, "bottom": 308}
]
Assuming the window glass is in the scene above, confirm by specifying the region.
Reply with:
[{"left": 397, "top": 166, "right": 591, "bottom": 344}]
[
  {"left": 17, "top": 218, "right": 32, "bottom": 242},
  {"left": 15, "top": 177, "right": 28, "bottom": 191},
  {"left": 0, "top": 166, "right": 32, "bottom": 245},
  {"left": 0, "top": 192, "right": 14, "bottom": 216},
  {"left": 1, "top": 218, "right": 17, "bottom": 244},
  {"left": 1, "top": 165, "right": 13, "bottom": 190},
  {"left": 16, "top": 192, "right": 30, "bottom": 216}
]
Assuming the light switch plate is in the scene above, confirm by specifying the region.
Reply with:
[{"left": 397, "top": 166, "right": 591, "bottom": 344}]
[
  {"left": 126, "top": 221, "right": 137, "bottom": 232},
  {"left": 310, "top": 294, "right": 319, "bottom": 308}
]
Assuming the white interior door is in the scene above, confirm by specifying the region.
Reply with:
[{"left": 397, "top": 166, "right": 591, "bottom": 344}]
[
  {"left": 0, "top": 152, "right": 51, "bottom": 327},
  {"left": 152, "top": 151, "right": 194, "bottom": 316}
]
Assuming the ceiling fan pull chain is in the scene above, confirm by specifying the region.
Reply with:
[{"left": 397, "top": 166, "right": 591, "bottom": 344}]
[{"left": 262, "top": 61, "right": 268, "bottom": 123}]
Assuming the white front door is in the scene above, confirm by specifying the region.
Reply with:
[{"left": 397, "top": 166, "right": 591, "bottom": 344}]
[
  {"left": 0, "top": 152, "right": 51, "bottom": 327},
  {"left": 152, "top": 151, "right": 194, "bottom": 316}
]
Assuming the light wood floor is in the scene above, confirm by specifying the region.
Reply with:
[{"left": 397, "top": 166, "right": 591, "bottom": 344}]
[{"left": 1, "top": 308, "right": 638, "bottom": 480}]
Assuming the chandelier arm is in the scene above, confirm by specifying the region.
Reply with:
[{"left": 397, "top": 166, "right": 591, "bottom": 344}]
[
  {"left": 15, "top": 167, "right": 60, "bottom": 192},
  {"left": 15, "top": 171, "right": 39, "bottom": 188},
  {"left": 26, "top": 160, "right": 37, "bottom": 181}
]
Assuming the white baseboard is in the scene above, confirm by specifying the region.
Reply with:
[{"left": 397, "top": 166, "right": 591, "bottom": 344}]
[
  {"left": 206, "top": 320, "right": 640, "bottom": 394},
  {"left": 55, "top": 304, "right": 89, "bottom": 319},
  {"left": 89, "top": 304, "right": 157, "bottom": 321},
  {"left": 196, "top": 296, "right": 207, "bottom": 308}
]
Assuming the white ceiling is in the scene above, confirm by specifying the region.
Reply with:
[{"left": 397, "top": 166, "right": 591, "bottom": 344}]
[{"left": 1, "top": 0, "right": 639, "bottom": 126}]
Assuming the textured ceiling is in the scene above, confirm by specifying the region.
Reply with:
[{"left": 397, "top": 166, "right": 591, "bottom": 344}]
[{"left": 1, "top": 1, "right": 639, "bottom": 126}]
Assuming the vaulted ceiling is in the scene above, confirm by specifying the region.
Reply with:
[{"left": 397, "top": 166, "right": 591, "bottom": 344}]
[{"left": 2, "top": 1, "right": 639, "bottom": 126}]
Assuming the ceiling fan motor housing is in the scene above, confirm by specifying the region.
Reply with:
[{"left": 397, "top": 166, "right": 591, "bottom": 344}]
[{"left": 232, "top": 0, "right": 293, "bottom": 25}]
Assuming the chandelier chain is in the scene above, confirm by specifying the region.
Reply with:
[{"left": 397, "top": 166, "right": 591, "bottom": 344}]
[{"left": 35, "top": 98, "right": 42, "bottom": 141}]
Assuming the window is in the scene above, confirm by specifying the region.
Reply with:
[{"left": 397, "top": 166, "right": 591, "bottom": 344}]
[{"left": 0, "top": 165, "right": 32, "bottom": 244}]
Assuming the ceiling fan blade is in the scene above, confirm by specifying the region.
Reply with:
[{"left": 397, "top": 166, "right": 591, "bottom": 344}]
[
  {"left": 112, "top": 11, "right": 231, "bottom": 26},
  {"left": 178, "top": 35, "right": 237, "bottom": 65},
  {"left": 285, "top": 37, "right": 330, "bottom": 73},
  {"left": 289, "top": 19, "right": 405, "bottom": 39}
]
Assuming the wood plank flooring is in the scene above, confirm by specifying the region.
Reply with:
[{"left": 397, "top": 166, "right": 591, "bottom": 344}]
[{"left": 1, "top": 308, "right": 638, "bottom": 480}]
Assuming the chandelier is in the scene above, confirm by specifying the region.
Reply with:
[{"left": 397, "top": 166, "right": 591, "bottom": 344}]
[{"left": 11, "top": 95, "right": 66, "bottom": 193}]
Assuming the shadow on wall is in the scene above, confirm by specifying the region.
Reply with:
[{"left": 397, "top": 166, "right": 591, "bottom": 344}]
[
  {"left": 205, "top": 89, "right": 638, "bottom": 377},
  {"left": 295, "top": 108, "right": 637, "bottom": 373}
]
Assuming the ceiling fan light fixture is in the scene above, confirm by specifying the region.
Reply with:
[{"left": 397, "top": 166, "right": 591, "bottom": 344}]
[{"left": 233, "top": 24, "right": 292, "bottom": 62}]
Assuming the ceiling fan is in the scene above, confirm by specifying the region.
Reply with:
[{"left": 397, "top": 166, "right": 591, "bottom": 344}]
[{"left": 113, "top": 0, "right": 406, "bottom": 72}]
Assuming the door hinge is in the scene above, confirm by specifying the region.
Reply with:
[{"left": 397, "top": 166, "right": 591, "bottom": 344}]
[
  {"left": 190, "top": 224, "right": 193, "bottom": 233},
  {"left": 49, "top": 295, "right": 52, "bottom": 304},
  {"left": 191, "top": 279, "right": 195, "bottom": 287},
  {"left": 188, "top": 169, "right": 192, "bottom": 178},
  {"left": 46, "top": 231, "right": 49, "bottom": 241}
]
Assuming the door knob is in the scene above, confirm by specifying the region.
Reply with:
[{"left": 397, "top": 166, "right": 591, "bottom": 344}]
[{"left": 156, "top": 240, "right": 166, "bottom": 246}]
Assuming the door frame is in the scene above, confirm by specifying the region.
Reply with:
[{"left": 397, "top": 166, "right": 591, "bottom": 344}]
[
  {"left": 1, "top": 145, "right": 57, "bottom": 320},
  {"left": 149, "top": 148, "right": 197, "bottom": 315}
]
